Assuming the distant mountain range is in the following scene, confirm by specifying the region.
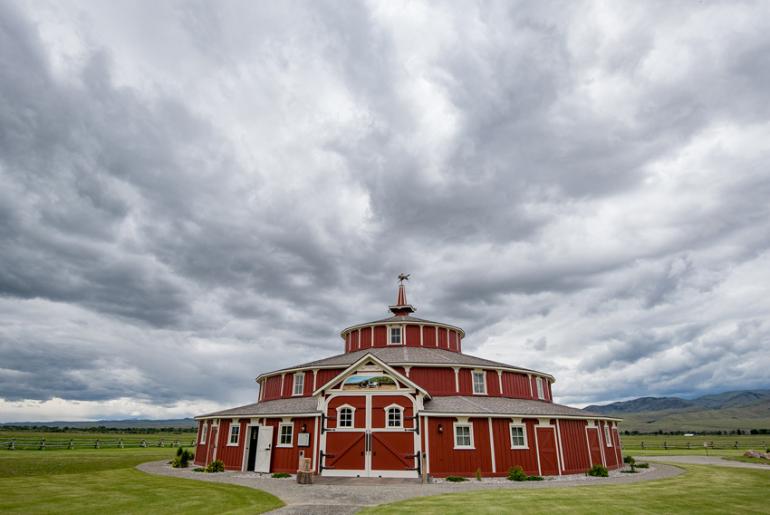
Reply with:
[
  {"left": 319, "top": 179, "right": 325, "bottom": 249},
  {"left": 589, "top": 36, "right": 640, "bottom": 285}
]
[
  {"left": 0, "top": 418, "right": 197, "bottom": 429},
  {"left": 585, "top": 390, "right": 770, "bottom": 433}
]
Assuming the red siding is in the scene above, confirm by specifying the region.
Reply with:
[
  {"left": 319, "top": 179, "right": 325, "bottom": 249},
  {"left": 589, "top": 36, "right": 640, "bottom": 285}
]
[
  {"left": 427, "top": 417, "right": 493, "bottom": 477},
  {"left": 448, "top": 331, "right": 457, "bottom": 351},
  {"left": 216, "top": 419, "right": 249, "bottom": 470},
  {"left": 374, "top": 326, "right": 387, "bottom": 346},
  {"left": 536, "top": 426, "right": 559, "bottom": 475},
  {"left": 438, "top": 328, "right": 448, "bottom": 349},
  {"left": 491, "top": 419, "right": 540, "bottom": 476},
  {"left": 600, "top": 423, "right": 619, "bottom": 469},
  {"left": 265, "top": 417, "right": 317, "bottom": 473},
  {"left": 405, "top": 325, "right": 421, "bottom": 347},
  {"left": 458, "top": 369, "right": 472, "bottom": 394},
  {"left": 558, "top": 419, "right": 591, "bottom": 474},
  {"left": 410, "top": 367, "right": 456, "bottom": 395},
  {"left": 487, "top": 370, "right": 501, "bottom": 396},
  {"left": 316, "top": 369, "right": 343, "bottom": 389},
  {"left": 360, "top": 327, "right": 372, "bottom": 349},
  {"left": 262, "top": 375, "right": 283, "bottom": 401},
  {"left": 501, "top": 372, "right": 532, "bottom": 399},
  {"left": 193, "top": 420, "right": 209, "bottom": 466},
  {"left": 423, "top": 326, "right": 437, "bottom": 348}
]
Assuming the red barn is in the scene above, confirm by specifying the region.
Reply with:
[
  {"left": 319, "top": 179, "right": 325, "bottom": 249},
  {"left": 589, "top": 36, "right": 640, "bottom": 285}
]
[{"left": 194, "top": 281, "right": 622, "bottom": 478}]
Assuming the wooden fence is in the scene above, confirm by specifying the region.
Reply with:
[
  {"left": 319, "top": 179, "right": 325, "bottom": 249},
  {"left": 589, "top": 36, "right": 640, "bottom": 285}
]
[{"left": 0, "top": 437, "right": 196, "bottom": 450}]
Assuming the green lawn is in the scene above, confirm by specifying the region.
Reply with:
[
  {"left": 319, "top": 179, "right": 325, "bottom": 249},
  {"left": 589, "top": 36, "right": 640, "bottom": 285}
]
[
  {"left": 723, "top": 456, "right": 770, "bottom": 466},
  {"left": 362, "top": 464, "right": 770, "bottom": 514},
  {"left": 0, "top": 448, "right": 284, "bottom": 514}
]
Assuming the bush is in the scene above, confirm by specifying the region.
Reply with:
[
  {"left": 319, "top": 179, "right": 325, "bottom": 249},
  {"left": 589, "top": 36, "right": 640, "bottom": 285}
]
[
  {"left": 272, "top": 472, "right": 291, "bottom": 478},
  {"left": 192, "top": 467, "right": 205, "bottom": 472},
  {"left": 635, "top": 462, "right": 649, "bottom": 469},
  {"left": 507, "top": 465, "right": 528, "bottom": 481},
  {"left": 475, "top": 468, "right": 482, "bottom": 481},
  {"left": 624, "top": 455, "right": 636, "bottom": 472},
  {"left": 527, "top": 475, "right": 544, "bottom": 481},
  {"left": 171, "top": 447, "right": 194, "bottom": 468},
  {"left": 445, "top": 476, "right": 468, "bottom": 482},
  {"left": 587, "top": 464, "right": 609, "bottom": 477},
  {"left": 205, "top": 459, "right": 225, "bottom": 473}
]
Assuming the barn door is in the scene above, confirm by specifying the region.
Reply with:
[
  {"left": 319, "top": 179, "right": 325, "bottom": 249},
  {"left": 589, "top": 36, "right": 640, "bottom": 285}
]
[
  {"left": 253, "top": 425, "right": 273, "bottom": 473},
  {"left": 586, "top": 427, "right": 604, "bottom": 467},
  {"left": 369, "top": 396, "right": 416, "bottom": 477},
  {"left": 536, "top": 426, "right": 559, "bottom": 475},
  {"left": 206, "top": 427, "right": 218, "bottom": 465}
]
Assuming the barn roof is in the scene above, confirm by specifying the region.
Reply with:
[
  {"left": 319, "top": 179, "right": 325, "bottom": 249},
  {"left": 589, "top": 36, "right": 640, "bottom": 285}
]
[
  {"left": 195, "top": 397, "right": 318, "bottom": 419},
  {"left": 421, "top": 396, "right": 620, "bottom": 420},
  {"left": 257, "top": 347, "right": 553, "bottom": 381}
]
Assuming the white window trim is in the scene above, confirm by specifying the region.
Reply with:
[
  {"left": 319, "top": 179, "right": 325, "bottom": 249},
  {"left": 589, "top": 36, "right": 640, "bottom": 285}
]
[
  {"left": 336, "top": 404, "right": 356, "bottom": 429},
  {"left": 509, "top": 423, "right": 528, "bottom": 449},
  {"left": 277, "top": 423, "right": 294, "bottom": 448},
  {"left": 200, "top": 423, "right": 208, "bottom": 444},
  {"left": 536, "top": 376, "right": 545, "bottom": 400},
  {"left": 384, "top": 403, "right": 404, "bottom": 428},
  {"left": 292, "top": 372, "right": 305, "bottom": 396},
  {"left": 472, "top": 369, "right": 487, "bottom": 395},
  {"left": 227, "top": 420, "right": 240, "bottom": 446},
  {"left": 604, "top": 424, "right": 613, "bottom": 447},
  {"left": 388, "top": 325, "right": 403, "bottom": 345},
  {"left": 453, "top": 422, "right": 475, "bottom": 450}
]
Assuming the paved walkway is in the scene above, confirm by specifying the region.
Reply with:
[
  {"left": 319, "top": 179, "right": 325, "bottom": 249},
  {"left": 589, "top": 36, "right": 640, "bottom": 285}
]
[
  {"left": 641, "top": 455, "right": 770, "bottom": 470},
  {"left": 137, "top": 461, "right": 682, "bottom": 514}
]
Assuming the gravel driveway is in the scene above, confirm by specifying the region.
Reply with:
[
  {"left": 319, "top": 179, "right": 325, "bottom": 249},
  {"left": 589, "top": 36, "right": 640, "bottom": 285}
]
[
  {"left": 642, "top": 455, "right": 770, "bottom": 470},
  {"left": 137, "top": 461, "right": 682, "bottom": 514}
]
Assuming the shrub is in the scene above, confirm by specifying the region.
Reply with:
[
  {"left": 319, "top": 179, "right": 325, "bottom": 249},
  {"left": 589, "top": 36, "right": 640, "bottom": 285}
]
[
  {"left": 624, "top": 455, "right": 636, "bottom": 472},
  {"left": 272, "top": 472, "right": 291, "bottom": 478},
  {"left": 475, "top": 468, "right": 482, "bottom": 481},
  {"left": 507, "top": 465, "right": 527, "bottom": 481},
  {"left": 192, "top": 467, "right": 205, "bottom": 472},
  {"left": 587, "top": 464, "right": 609, "bottom": 477},
  {"left": 205, "top": 459, "right": 225, "bottom": 473},
  {"left": 445, "top": 476, "right": 468, "bottom": 482},
  {"left": 527, "top": 475, "right": 544, "bottom": 481},
  {"left": 635, "top": 462, "right": 649, "bottom": 469},
  {"left": 172, "top": 447, "right": 194, "bottom": 468}
]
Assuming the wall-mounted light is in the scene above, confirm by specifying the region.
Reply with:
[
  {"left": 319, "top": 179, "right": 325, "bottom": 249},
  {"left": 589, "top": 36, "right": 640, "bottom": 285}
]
[
  {"left": 301, "top": 424, "right": 307, "bottom": 432},
  {"left": 437, "top": 423, "right": 444, "bottom": 433}
]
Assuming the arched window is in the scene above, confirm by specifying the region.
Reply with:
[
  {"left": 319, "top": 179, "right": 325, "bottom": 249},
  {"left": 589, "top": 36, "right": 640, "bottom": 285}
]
[
  {"left": 338, "top": 407, "right": 354, "bottom": 428},
  {"left": 386, "top": 406, "right": 403, "bottom": 428}
]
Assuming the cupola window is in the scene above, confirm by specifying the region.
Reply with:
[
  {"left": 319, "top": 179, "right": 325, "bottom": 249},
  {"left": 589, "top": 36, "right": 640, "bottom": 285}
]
[
  {"left": 472, "top": 370, "right": 487, "bottom": 395},
  {"left": 389, "top": 326, "right": 402, "bottom": 345},
  {"left": 536, "top": 377, "right": 545, "bottom": 400},
  {"left": 293, "top": 372, "right": 304, "bottom": 396}
]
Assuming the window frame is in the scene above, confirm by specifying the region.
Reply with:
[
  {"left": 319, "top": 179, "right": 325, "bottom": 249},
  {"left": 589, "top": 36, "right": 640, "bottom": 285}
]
[
  {"left": 453, "top": 422, "right": 475, "bottom": 450},
  {"left": 277, "top": 423, "right": 294, "bottom": 448},
  {"left": 292, "top": 372, "right": 305, "bottom": 396},
  {"left": 509, "top": 423, "right": 528, "bottom": 449},
  {"left": 472, "top": 369, "right": 487, "bottom": 395},
  {"left": 200, "top": 423, "right": 208, "bottom": 444},
  {"left": 604, "top": 424, "right": 613, "bottom": 447},
  {"left": 536, "top": 376, "right": 545, "bottom": 400},
  {"left": 385, "top": 404, "right": 404, "bottom": 428},
  {"left": 228, "top": 421, "right": 240, "bottom": 446},
  {"left": 388, "top": 325, "right": 403, "bottom": 345},
  {"left": 336, "top": 405, "right": 355, "bottom": 429}
]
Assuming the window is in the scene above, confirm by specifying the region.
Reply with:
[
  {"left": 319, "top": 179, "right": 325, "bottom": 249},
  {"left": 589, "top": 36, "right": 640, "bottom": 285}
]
[
  {"left": 387, "top": 407, "right": 403, "bottom": 428},
  {"left": 536, "top": 377, "right": 545, "bottom": 400},
  {"left": 338, "top": 407, "right": 354, "bottom": 428},
  {"left": 472, "top": 370, "right": 486, "bottom": 395},
  {"left": 278, "top": 423, "right": 293, "bottom": 447},
  {"left": 200, "top": 423, "right": 208, "bottom": 444},
  {"left": 454, "top": 423, "right": 474, "bottom": 449},
  {"left": 389, "top": 326, "right": 402, "bottom": 345},
  {"left": 228, "top": 423, "right": 240, "bottom": 445},
  {"left": 293, "top": 372, "right": 304, "bottom": 396},
  {"left": 510, "top": 424, "right": 527, "bottom": 449},
  {"left": 604, "top": 424, "right": 613, "bottom": 447}
]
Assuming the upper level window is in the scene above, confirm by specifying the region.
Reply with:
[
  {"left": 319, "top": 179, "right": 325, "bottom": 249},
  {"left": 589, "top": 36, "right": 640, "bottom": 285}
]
[
  {"left": 604, "top": 424, "right": 613, "bottom": 447},
  {"left": 387, "top": 406, "right": 403, "bottom": 428},
  {"left": 293, "top": 372, "right": 304, "bottom": 396},
  {"left": 454, "top": 423, "right": 474, "bottom": 449},
  {"left": 278, "top": 423, "right": 293, "bottom": 447},
  {"left": 228, "top": 422, "right": 240, "bottom": 445},
  {"left": 510, "top": 424, "right": 527, "bottom": 449},
  {"left": 338, "top": 407, "right": 354, "bottom": 428},
  {"left": 472, "top": 370, "right": 486, "bottom": 395},
  {"left": 200, "top": 423, "right": 208, "bottom": 444},
  {"left": 389, "top": 326, "right": 402, "bottom": 345},
  {"left": 536, "top": 377, "right": 545, "bottom": 400}
]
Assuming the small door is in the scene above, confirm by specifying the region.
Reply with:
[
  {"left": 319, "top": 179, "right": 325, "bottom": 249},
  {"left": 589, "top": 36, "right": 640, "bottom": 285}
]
[
  {"left": 254, "top": 425, "right": 273, "bottom": 473},
  {"left": 537, "top": 426, "right": 559, "bottom": 475},
  {"left": 586, "top": 427, "right": 603, "bottom": 467},
  {"left": 247, "top": 427, "right": 259, "bottom": 471},
  {"left": 206, "top": 427, "right": 218, "bottom": 465}
]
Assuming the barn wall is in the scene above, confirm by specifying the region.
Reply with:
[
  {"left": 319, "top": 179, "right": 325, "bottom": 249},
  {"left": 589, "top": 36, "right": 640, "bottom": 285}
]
[
  {"left": 492, "top": 418, "right": 540, "bottom": 476},
  {"left": 405, "top": 325, "right": 421, "bottom": 347},
  {"left": 448, "top": 330, "right": 457, "bottom": 351},
  {"left": 262, "top": 375, "right": 283, "bottom": 401},
  {"left": 265, "top": 417, "right": 317, "bottom": 473},
  {"left": 215, "top": 419, "right": 249, "bottom": 471},
  {"left": 409, "top": 367, "right": 456, "bottom": 395},
  {"left": 193, "top": 420, "right": 209, "bottom": 466},
  {"left": 501, "top": 371, "right": 531, "bottom": 399},
  {"left": 426, "top": 417, "right": 493, "bottom": 477},
  {"left": 558, "top": 419, "right": 591, "bottom": 474},
  {"left": 360, "top": 327, "right": 372, "bottom": 349},
  {"left": 423, "top": 326, "right": 437, "bottom": 348},
  {"left": 486, "top": 370, "right": 501, "bottom": 396}
]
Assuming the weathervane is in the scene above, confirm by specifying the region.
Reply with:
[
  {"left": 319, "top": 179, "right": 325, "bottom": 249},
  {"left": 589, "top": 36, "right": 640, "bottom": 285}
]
[{"left": 398, "top": 273, "right": 410, "bottom": 284}]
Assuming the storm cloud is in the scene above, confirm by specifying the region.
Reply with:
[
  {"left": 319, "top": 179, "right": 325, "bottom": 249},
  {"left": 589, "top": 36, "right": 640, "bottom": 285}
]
[{"left": 1, "top": 0, "right": 769, "bottom": 420}]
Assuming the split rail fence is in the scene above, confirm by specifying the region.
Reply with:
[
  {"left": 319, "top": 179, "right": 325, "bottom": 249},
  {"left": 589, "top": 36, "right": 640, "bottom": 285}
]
[{"left": 0, "top": 437, "right": 197, "bottom": 450}]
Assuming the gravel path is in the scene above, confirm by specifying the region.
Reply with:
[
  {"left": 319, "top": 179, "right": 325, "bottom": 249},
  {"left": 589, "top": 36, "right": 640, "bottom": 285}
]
[
  {"left": 137, "top": 461, "right": 682, "bottom": 514},
  {"left": 642, "top": 455, "right": 770, "bottom": 470}
]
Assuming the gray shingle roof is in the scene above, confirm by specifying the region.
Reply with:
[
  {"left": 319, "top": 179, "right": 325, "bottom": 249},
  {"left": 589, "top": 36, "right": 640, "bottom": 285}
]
[
  {"left": 422, "top": 396, "right": 613, "bottom": 419},
  {"left": 262, "top": 347, "right": 551, "bottom": 379},
  {"left": 196, "top": 397, "right": 318, "bottom": 419}
]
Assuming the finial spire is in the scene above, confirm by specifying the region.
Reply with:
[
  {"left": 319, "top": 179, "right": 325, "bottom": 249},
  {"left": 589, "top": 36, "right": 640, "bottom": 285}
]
[{"left": 390, "top": 273, "right": 415, "bottom": 316}]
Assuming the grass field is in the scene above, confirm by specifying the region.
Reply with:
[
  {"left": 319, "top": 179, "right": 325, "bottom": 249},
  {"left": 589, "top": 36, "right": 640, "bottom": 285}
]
[
  {"left": 724, "top": 456, "right": 770, "bottom": 466},
  {"left": 362, "top": 464, "right": 770, "bottom": 514},
  {"left": 620, "top": 434, "right": 769, "bottom": 456},
  {"left": 0, "top": 447, "right": 283, "bottom": 514}
]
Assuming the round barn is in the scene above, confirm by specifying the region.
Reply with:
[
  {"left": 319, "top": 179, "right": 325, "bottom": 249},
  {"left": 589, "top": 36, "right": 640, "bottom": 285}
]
[{"left": 194, "top": 280, "right": 623, "bottom": 478}]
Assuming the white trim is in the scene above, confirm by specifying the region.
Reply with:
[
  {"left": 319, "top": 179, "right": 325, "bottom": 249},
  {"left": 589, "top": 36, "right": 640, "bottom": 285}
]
[
  {"left": 528, "top": 374, "right": 534, "bottom": 397},
  {"left": 370, "top": 325, "right": 374, "bottom": 346},
  {"left": 280, "top": 373, "right": 285, "bottom": 396},
  {"left": 292, "top": 372, "right": 305, "bottom": 396},
  {"left": 312, "top": 369, "right": 318, "bottom": 390},
  {"left": 509, "top": 422, "right": 528, "bottom": 449},
  {"left": 453, "top": 367, "right": 460, "bottom": 393},
  {"left": 533, "top": 422, "right": 542, "bottom": 476},
  {"left": 388, "top": 325, "right": 403, "bottom": 345},
  {"left": 420, "top": 325, "right": 424, "bottom": 346},
  {"left": 555, "top": 418, "right": 565, "bottom": 473},
  {"left": 419, "top": 412, "right": 623, "bottom": 422},
  {"left": 336, "top": 404, "right": 356, "bottom": 429},
  {"left": 488, "top": 417, "right": 496, "bottom": 473},
  {"left": 312, "top": 417, "right": 319, "bottom": 472},
  {"left": 497, "top": 370, "right": 503, "bottom": 394},
  {"left": 424, "top": 416, "right": 431, "bottom": 474},
  {"left": 277, "top": 422, "right": 294, "bottom": 448},
  {"left": 604, "top": 422, "right": 613, "bottom": 447},
  {"left": 227, "top": 419, "right": 240, "bottom": 446},
  {"left": 311, "top": 353, "right": 431, "bottom": 397},
  {"left": 384, "top": 403, "right": 404, "bottom": 428},
  {"left": 357, "top": 328, "right": 362, "bottom": 350},
  {"left": 322, "top": 468, "right": 419, "bottom": 478},
  {"left": 453, "top": 421, "right": 474, "bottom": 449},
  {"left": 536, "top": 376, "right": 545, "bottom": 400},
  {"left": 200, "top": 422, "right": 208, "bottom": 444},
  {"left": 472, "top": 369, "right": 487, "bottom": 395},
  {"left": 584, "top": 424, "right": 594, "bottom": 467}
]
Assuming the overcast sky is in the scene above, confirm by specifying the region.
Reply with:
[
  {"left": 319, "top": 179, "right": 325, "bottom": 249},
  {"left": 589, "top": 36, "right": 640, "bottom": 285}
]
[{"left": 1, "top": 0, "right": 769, "bottom": 422}]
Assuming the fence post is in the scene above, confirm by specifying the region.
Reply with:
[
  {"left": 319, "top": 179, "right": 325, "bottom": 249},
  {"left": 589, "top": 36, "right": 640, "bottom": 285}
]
[
  {"left": 9, "top": 439, "right": 15, "bottom": 450},
  {"left": 641, "top": 441, "right": 645, "bottom": 449},
  {"left": 687, "top": 442, "right": 691, "bottom": 449},
  {"left": 664, "top": 441, "right": 667, "bottom": 450},
  {"left": 119, "top": 439, "right": 124, "bottom": 449},
  {"left": 69, "top": 439, "right": 74, "bottom": 449},
  {"left": 141, "top": 439, "right": 147, "bottom": 448},
  {"left": 734, "top": 441, "right": 738, "bottom": 449},
  {"left": 39, "top": 438, "right": 45, "bottom": 450},
  {"left": 95, "top": 439, "right": 100, "bottom": 449}
]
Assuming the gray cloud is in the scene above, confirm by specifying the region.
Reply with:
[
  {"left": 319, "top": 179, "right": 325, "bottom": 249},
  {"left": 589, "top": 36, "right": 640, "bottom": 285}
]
[{"left": 1, "top": 0, "right": 769, "bottom": 419}]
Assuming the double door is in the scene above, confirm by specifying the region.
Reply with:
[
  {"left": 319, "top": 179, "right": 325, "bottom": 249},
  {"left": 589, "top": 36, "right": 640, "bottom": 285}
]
[
  {"left": 245, "top": 425, "right": 273, "bottom": 473},
  {"left": 323, "top": 394, "right": 417, "bottom": 478}
]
